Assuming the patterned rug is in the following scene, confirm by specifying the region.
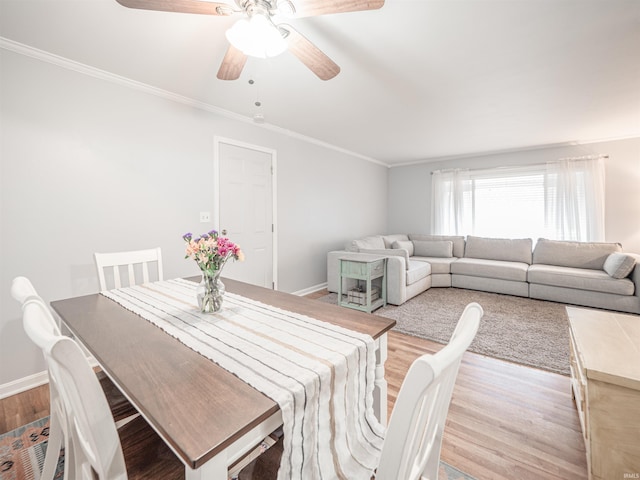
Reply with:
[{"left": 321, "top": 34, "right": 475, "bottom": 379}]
[
  {"left": 1, "top": 418, "right": 476, "bottom": 480},
  {"left": 320, "top": 287, "right": 571, "bottom": 375},
  {"left": 0, "top": 417, "right": 63, "bottom": 480}
]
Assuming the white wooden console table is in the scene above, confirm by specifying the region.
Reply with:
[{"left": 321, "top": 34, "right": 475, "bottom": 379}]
[{"left": 567, "top": 307, "right": 640, "bottom": 480}]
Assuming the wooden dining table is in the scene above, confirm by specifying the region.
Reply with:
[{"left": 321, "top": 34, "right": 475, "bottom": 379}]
[{"left": 50, "top": 278, "right": 396, "bottom": 480}]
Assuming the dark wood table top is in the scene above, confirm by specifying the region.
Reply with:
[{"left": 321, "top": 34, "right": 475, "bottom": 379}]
[{"left": 50, "top": 278, "right": 395, "bottom": 470}]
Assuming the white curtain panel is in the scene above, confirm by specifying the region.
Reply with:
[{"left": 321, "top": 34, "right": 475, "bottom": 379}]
[
  {"left": 545, "top": 156, "right": 606, "bottom": 242},
  {"left": 431, "top": 168, "right": 472, "bottom": 235},
  {"left": 431, "top": 156, "right": 606, "bottom": 242}
]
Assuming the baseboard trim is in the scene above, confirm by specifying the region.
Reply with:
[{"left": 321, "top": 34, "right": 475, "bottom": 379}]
[
  {"left": 0, "top": 355, "right": 99, "bottom": 400},
  {"left": 0, "top": 370, "right": 49, "bottom": 400},
  {"left": 292, "top": 282, "right": 328, "bottom": 297}
]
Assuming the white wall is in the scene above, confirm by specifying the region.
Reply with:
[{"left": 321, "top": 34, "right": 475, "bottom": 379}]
[
  {"left": 0, "top": 49, "right": 388, "bottom": 387},
  {"left": 387, "top": 137, "right": 640, "bottom": 253}
]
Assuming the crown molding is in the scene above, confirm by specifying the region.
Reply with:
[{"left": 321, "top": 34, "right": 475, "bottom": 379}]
[
  {"left": 0, "top": 36, "right": 386, "bottom": 167},
  {"left": 389, "top": 135, "right": 640, "bottom": 168}
]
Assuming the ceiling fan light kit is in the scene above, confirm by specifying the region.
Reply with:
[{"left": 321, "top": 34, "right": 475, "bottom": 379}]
[
  {"left": 114, "top": 0, "right": 385, "bottom": 80},
  {"left": 225, "top": 14, "right": 287, "bottom": 58}
]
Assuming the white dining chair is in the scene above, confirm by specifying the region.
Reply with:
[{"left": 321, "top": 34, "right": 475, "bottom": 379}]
[
  {"left": 13, "top": 277, "right": 183, "bottom": 479},
  {"left": 375, "top": 302, "right": 483, "bottom": 480},
  {"left": 47, "top": 335, "right": 187, "bottom": 479},
  {"left": 47, "top": 335, "right": 130, "bottom": 479},
  {"left": 94, "top": 247, "right": 163, "bottom": 291},
  {"left": 235, "top": 302, "right": 483, "bottom": 480},
  {"left": 11, "top": 277, "right": 73, "bottom": 480},
  {"left": 92, "top": 248, "right": 163, "bottom": 425},
  {"left": 11, "top": 277, "right": 142, "bottom": 479}
]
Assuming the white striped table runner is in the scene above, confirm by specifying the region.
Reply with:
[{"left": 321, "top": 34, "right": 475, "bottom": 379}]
[{"left": 101, "top": 278, "right": 385, "bottom": 480}]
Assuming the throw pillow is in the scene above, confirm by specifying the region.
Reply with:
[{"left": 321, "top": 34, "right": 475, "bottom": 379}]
[
  {"left": 412, "top": 240, "right": 453, "bottom": 258},
  {"left": 391, "top": 240, "right": 414, "bottom": 257},
  {"left": 382, "top": 234, "right": 409, "bottom": 248},
  {"left": 409, "top": 234, "right": 465, "bottom": 258},
  {"left": 603, "top": 253, "right": 637, "bottom": 279}
]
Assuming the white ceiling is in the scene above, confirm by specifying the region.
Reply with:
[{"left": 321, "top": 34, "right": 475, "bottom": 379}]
[{"left": 1, "top": 0, "right": 639, "bottom": 166}]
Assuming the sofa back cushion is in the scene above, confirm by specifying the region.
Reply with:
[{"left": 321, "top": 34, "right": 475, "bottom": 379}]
[
  {"left": 409, "top": 234, "right": 465, "bottom": 258},
  {"left": 360, "top": 248, "right": 410, "bottom": 269},
  {"left": 350, "top": 235, "right": 386, "bottom": 251},
  {"left": 382, "top": 234, "right": 409, "bottom": 248},
  {"left": 412, "top": 240, "right": 453, "bottom": 258},
  {"left": 533, "top": 238, "right": 622, "bottom": 270},
  {"left": 603, "top": 253, "right": 636, "bottom": 278},
  {"left": 391, "top": 240, "right": 414, "bottom": 257},
  {"left": 464, "top": 236, "right": 533, "bottom": 264}
]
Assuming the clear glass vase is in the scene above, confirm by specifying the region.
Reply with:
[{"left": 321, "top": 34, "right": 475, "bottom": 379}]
[{"left": 197, "top": 270, "right": 225, "bottom": 313}]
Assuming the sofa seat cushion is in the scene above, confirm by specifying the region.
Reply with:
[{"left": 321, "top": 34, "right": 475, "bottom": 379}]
[
  {"left": 451, "top": 258, "right": 529, "bottom": 282},
  {"left": 528, "top": 264, "right": 635, "bottom": 296},
  {"left": 413, "top": 256, "right": 457, "bottom": 274},
  {"left": 406, "top": 260, "right": 431, "bottom": 285}
]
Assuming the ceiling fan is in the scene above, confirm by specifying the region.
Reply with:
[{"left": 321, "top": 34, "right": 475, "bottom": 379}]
[{"left": 115, "top": 0, "right": 385, "bottom": 81}]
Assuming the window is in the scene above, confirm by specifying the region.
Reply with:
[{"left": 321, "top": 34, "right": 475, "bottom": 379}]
[{"left": 431, "top": 157, "right": 605, "bottom": 241}]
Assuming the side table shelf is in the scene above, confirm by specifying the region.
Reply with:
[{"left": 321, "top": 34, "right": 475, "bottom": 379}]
[{"left": 338, "top": 254, "right": 387, "bottom": 313}]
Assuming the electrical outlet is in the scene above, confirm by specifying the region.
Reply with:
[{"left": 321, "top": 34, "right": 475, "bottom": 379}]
[{"left": 199, "top": 211, "right": 211, "bottom": 223}]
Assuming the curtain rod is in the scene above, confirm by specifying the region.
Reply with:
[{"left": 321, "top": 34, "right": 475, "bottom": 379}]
[{"left": 430, "top": 154, "right": 609, "bottom": 175}]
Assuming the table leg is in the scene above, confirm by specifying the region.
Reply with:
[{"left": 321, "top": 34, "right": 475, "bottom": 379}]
[
  {"left": 185, "top": 410, "right": 283, "bottom": 480},
  {"left": 373, "top": 333, "right": 388, "bottom": 426},
  {"left": 186, "top": 454, "right": 227, "bottom": 480},
  {"left": 338, "top": 260, "right": 343, "bottom": 307}
]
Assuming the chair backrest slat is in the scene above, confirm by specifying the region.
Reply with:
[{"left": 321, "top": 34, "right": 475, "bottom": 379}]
[
  {"left": 94, "top": 247, "right": 163, "bottom": 291},
  {"left": 113, "top": 265, "right": 123, "bottom": 289}
]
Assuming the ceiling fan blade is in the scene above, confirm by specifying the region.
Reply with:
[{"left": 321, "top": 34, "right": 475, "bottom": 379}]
[
  {"left": 115, "top": 0, "right": 234, "bottom": 16},
  {"left": 217, "top": 44, "right": 248, "bottom": 80},
  {"left": 285, "top": 0, "right": 384, "bottom": 18},
  {"left": 282, "top": 26, "right": 340, "bottom": 80}
]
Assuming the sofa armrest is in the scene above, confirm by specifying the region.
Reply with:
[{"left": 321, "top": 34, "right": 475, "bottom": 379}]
[
  {"left": 628, "top": 253, "right": 640, "bottom": 298},
  {"left": 384, "top": 255, "right": 408, "bottom": 305}
]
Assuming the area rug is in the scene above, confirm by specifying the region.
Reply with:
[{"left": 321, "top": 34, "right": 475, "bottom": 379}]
[
  {"left": 1, "top": 418, "right": 476, "bottom": 480},
  {"left": 0, "top": 417, "right": 63, "bottom": 480},
  {"left": 320, "top": 287, "right": 570, "bottom": 375}
]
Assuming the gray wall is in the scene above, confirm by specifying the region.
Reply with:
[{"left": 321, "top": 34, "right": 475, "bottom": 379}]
[
  {"left": 0, "top": 49, "right": 388, "bottom": 386},
  {"left": 387, "top": 137, "right": 640, "bottom": 253}
]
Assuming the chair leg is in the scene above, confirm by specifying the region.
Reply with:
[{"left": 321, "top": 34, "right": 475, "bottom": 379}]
[{"left": 41, "top": 411, "right": 63, "bottom": 480}]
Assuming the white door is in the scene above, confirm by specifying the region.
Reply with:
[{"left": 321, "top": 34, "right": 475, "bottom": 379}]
[{"left": 215, "top": 138, "right": 276, "bottom": 289}]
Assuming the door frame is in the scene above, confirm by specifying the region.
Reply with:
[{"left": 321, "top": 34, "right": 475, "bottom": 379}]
[{"left": 213, "top": 136, "right": 278, "bottom": 290}]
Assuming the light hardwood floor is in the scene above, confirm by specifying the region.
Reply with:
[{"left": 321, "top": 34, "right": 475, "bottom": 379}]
[{"left": 1, "top": 290, "right": 587, "bottom": 480}]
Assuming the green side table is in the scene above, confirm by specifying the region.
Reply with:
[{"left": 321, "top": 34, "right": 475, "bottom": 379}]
[{"left": 338, "top": 253, "right": 387, "bottom": 313}]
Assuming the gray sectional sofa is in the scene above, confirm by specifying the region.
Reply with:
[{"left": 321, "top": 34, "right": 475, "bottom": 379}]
[{"left": 327, "top": 234, "right": 640, "bottom": 315}]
